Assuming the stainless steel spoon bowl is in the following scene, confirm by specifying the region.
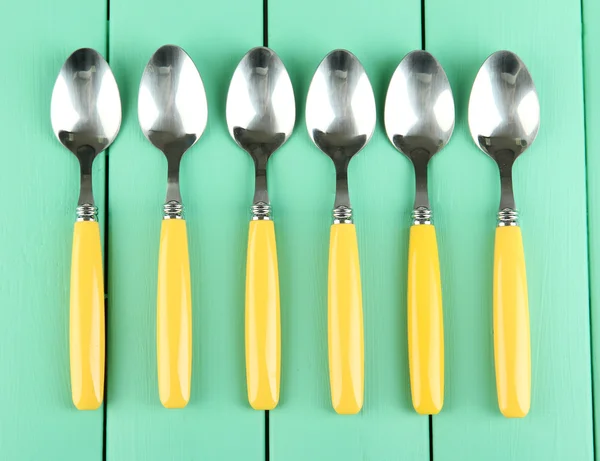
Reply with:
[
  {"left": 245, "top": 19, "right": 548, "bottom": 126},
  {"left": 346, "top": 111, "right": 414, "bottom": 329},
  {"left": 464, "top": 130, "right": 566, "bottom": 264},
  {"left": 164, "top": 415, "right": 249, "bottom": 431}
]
[
  {"left": 51, "top": 48, "right": 121, "bottom": 215},
  {"left": 226, "top": 46, "right": 295, "bottom": 410},
  {"left": 468, "top": 50, "right": 540, "bottom": 215},
  {"left": 384, "top": 50, "right": 454, "bottom": 221},
  {"left": 468, "top": 50, "right": 539, "bottom": 418},
  {"left": 138, "top": 44, "right": 208, "bottom": 408},
  {"left": 226, "top": 46, "right": 295, "bottom": 215},
  {"left": 306, "top": 49, "right": 376, "bottom": 221},
  {"left": 139, "top": 44, "right": 208, "bottom": 215},
  {"left": 306, "top": 49, "right": 375, "bottom": 414},
  {"left": 51, "top": 48, "right": 121, "bottom": 410}
]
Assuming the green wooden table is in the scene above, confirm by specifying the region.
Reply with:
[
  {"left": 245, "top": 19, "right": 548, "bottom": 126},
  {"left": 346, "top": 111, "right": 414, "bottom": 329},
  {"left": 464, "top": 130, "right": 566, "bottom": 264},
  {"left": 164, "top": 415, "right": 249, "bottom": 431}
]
[{"left": 1, "top": 0, "right": 597, "bottom": 459}]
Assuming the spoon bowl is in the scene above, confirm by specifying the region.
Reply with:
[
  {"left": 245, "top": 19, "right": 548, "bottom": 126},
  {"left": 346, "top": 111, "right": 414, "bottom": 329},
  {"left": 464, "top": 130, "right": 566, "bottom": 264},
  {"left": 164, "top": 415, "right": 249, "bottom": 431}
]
[
  {"left": 51, "top": 48, "right": 121, "bottom": 207},
  {"left": 226, "top": 46, "right": 295, "bottom": 185},
  {"left": 306, "top": 50, "right": 376, "bottom": 200},
  {"left": 385, "top": 50, "right": 454, "bottom": 215},
  {"left": 51, "top": 48, "right": 121, "bottom": 156},
  {"left": 385, "top": 50, "right": 454, "bottom": 164},
  {"left": 139, "top": 45, "right": 207, "bottom": 162},
  {"left": 468, "top": 50, "right": 540, "bottom": 162}
]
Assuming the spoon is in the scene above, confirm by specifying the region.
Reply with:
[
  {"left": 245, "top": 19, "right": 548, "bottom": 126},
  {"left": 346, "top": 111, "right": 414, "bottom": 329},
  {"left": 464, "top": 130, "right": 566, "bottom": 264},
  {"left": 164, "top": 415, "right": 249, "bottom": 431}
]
[
  {"left": 384, "top": 50, "right": 454, "bottom": 415},
  {"left": 51, "top": 48, "right": 122, "bottom": 410},
  {"left": 468, "top": 50, "right": 539, "bottom": 418},
  {"left": 306, "top": 49, "right": 376, "bottom": 414},
  {"left": 226, "top": 47, "right": 295, "bottom": 410},
  {"left": 138, "top": 45, "right": 208, "bottom": 408}
]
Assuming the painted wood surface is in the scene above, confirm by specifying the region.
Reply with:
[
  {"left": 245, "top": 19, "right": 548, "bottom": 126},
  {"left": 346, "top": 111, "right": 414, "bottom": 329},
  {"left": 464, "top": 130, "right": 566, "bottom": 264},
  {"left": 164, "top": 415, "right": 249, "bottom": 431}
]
[
  {"left": 583, "top": 0, "right": 600, "bottom": 454},
  {"left": 0, "top": 0, "right": 596, "bottom": 459},
  {"left": 0, "top": 0, "right": 106, "bottom": 459},
  {"left": 426, "top": 0, "right": 593, "bottom": 459}
]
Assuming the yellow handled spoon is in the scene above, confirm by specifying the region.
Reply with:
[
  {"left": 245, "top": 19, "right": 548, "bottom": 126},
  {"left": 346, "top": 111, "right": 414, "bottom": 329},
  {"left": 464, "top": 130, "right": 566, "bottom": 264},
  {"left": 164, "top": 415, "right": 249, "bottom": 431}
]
[
  {"left": 306, "top": 50, "right": 376, "bottom": 414},
  {"left": 468, "top": 51, "right": 540, "bottom": 418},
  {"left": 226, "top": 47, "right": 295, "bottom": 410},
  {"left": 51, "top": 48, "right": 122, "bottom": 410},
  {"left": 138, "top": 45, "right": 208, "bottom": 408},
  {"left": 384, "top": 50, "right": 455, "bottom": 415}
]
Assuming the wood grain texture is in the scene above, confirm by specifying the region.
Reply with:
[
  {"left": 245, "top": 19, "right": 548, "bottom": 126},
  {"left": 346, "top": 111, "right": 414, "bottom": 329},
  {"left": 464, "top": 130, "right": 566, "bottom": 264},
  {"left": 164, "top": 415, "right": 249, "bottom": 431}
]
[
  {"left": 583, "top": 0, "right": 600, "bottom": 452},
  {"left": 426, "top": 0, "right": 593, "bottom": 459},
  {"left": 268, "top": 0, "right": 429, "bottom": 459},
  {"left": 0, "top": 0, "right": 106, "bottom": 459},
  {"left": 106, "top": 0, "right": 264, "bottom": 459}
]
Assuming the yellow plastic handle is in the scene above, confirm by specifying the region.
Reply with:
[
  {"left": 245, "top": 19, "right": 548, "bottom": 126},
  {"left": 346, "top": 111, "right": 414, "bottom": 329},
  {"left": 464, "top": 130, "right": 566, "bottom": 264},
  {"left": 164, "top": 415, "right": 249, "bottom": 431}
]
[
  {"left": 494, "top": 225, "right": 530, "bottom": 418},
  {"left": 157, "top": 219, "right": 192, "bottom": 408},
  {"left": 70, "top": 220, "right": 105, "bottom": 410},
  {"left": 245, "top": 219, "right": 280, "bottom": 410},
  {"left": 328, "top": 223, "right": 364, "bottom": 414},
  {"left": 407, "top": 224, "right": 444, "bottom": 414}
]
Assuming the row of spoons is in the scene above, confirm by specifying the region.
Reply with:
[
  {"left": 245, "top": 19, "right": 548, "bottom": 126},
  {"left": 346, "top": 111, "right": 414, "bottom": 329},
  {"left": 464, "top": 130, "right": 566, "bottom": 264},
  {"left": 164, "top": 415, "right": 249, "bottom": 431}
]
[{"left": 51, "top": 45, "right": 539, "bottom": 417}]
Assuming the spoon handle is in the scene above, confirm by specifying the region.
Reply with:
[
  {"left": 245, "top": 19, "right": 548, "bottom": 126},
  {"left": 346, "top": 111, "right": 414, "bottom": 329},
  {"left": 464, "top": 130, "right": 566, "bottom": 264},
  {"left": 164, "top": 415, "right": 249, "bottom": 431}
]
[
  {"left": 407, "top": 224, "right": 444, "bottom": 414},
  {"left": 157, "top": 219, "right": 192, "bottom": 409},
  {"left": 70, "top": 220, "right": 105, "bottom": 410},
  {"left": 494, "top": 226, "right": 530, "bottom": 418},
  {"left": 245, "top": 219, "right": 281, "bottom": 410},
  {"left": 328, "top": 223, "right": 364, "bottom": 414}
]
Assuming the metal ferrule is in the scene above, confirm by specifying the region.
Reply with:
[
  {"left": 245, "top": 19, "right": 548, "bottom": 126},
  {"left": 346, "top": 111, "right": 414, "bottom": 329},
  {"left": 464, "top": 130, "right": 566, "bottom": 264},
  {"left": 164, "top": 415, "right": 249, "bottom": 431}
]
[
  {"left": 76, "top": 204, "right": 98, "bottom": 222},
  {"left": 251, "top": 201, "right": 271, "bottom": 220},
  {"left": 333, "top": 205, "right": 353, "bottom": 224},
  {"left": 497, "top": 208, "right": 519, "bottom": 227},
  {"left": 163, "top": 200, "right": 184, "bottom": 220},
  {"left": 412, "top": 206, "right": 432, "bottom": 225}
]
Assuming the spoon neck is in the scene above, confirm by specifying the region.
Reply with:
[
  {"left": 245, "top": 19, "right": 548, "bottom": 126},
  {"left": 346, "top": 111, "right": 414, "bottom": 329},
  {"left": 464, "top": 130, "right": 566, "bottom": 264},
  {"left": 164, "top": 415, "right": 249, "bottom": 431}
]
[
  {"left": 496, "top": 149, "right": 517, "bottom": 223},
  {"left": 77, "top": 173, "right": 94, "bottom": 204},
  {"left": 164, "top": 158, "right": 183, "bottom": 219},
  {"left": 333, "top": 175, "right": 353, "bottom": 224},
  {"left": 499, "top": 176, "right": 516, "bottom": 211},
  {"left": 412, "top": 152, "right": 431, "bottom": 211},
  {"left": 334, "top": 172, "right": 350, "bottom": 204},
  {"left": 77, "top": 156, "right": 95, "bottom": 215},
  {"left": 254, "top": 171, "right": 268, "bottom": 199},
  {"left": 252, "top": 173, "right": 271, "bottom": 220}
]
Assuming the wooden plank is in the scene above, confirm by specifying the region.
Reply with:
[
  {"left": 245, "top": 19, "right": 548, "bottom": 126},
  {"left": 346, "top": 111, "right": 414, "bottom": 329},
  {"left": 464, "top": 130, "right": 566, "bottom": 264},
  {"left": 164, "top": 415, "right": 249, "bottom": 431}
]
[
  {"left": 583, "top": 0, "right": 600, "bottom": 453},
  {"left": 268, "top": 0, "right": 429, "bottom": 459},
  {"left": 106, "top": 0, "right": 264, "bottom": 459},
  {"left": 0, "top": 0, "right": 106, "bottom": 459},
  {"left": 425, "top": 0, "right": 593, "bottom": 459}
]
